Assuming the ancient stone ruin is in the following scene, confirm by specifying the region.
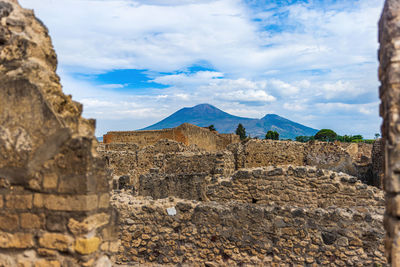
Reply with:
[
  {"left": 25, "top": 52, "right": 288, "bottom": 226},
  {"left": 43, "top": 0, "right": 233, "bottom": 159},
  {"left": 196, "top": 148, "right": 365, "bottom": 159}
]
[
  {"left": 103, "top": 123, "right": 240, "bottom": 151},
  {"left": 0, "top": 0, "right": 396, "bottom": 266},
  {"left": 102, "top": 138, "right": 386, "bottom": 265},
  {"left": 0, "top": 1, "right": 116, "bottom": 266},
  {"left": 379, "top": 0, "right": 400, "bottom": 265}
]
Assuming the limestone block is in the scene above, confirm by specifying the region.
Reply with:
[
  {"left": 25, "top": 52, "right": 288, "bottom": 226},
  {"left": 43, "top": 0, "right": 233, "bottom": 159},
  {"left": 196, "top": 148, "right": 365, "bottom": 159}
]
[
  {"left": 0, "top": 232, "right": 34, "bottom": 248},
  {"left": 39, "top": 233, "right": 73, "bottom": 251},
  {"left": 33, "top": 194, "right": 98, "bottom": 211},
  {"left": 74, "top": 237, "right": 101, "bottom": 255},
  {"left": 0, "top": 254, "right": 16, "bottom": 267},
  {"left": 17, "top": 259, "right": 32, "bottom": 267},
  {"left": 20, "top": 213, "right": 43, "bottom": 229},
  {"left": 68, "top": 213, "right": 110, "bottom": 236},
  {"left": 0, "top": 213, "right": 19, "bottom": 231},
  {"left": 34, "top": 260, "right": 60, "bottom": 267},
  {"left": 42, "top": 173, "right": 58, "bottom": 190},
  {"left": 5, "top": 194, "right": 32, "bottom": 209}
]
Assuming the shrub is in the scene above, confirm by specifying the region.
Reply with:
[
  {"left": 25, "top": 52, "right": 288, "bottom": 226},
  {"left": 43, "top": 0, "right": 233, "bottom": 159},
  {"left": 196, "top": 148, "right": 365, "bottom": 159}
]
[{"left": 208, "top": 125, "right": 216, "bottom": 131}]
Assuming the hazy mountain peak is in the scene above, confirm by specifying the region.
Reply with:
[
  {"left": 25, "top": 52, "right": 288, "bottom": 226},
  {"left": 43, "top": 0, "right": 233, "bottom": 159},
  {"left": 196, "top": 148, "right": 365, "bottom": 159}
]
[{"left": 142, "top": 103, "right": 318, "bottom": 139}]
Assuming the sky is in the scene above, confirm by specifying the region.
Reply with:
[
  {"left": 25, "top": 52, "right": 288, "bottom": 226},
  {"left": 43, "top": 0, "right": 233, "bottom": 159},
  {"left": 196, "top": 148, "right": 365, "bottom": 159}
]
[{"left": 20, "top": 0, "right": 384, "bottom": 138}]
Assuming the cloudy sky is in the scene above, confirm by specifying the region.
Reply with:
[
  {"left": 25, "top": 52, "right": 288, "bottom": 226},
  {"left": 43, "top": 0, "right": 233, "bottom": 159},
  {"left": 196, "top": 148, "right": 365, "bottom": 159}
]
[{"left": 20, "top": 0, "right": 384, "bottom": 138}]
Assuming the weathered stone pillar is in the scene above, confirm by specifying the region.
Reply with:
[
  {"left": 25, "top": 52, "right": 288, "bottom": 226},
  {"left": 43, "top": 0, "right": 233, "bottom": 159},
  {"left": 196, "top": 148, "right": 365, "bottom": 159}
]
[
  {"left": 0, "top": 0, "right": 116, "bottom": 266},
  {"left": 379, "top": 1, "right": 400, "bottom": 265}
]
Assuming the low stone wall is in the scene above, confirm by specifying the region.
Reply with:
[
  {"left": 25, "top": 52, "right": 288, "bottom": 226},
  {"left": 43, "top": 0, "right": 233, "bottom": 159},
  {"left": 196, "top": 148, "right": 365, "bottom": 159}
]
[
  {"left": 103, "top": 123, "right": 240, "bottom": 151},
  {"left": 228, "top": 140, "right": 305, "bottom": 169},
  {"left": 101, "top": 140, "right": 235, "bottom": 192},
  {"left": 112, "top": 193, "right": 386, "bottom": 266},
  {"left": 228, "top": 139, "right": 374, "bottom": 183},
  {"left": 102, "top": 139, "right": 380, "bottom": 193},
  {"left": 139, "top": 166, "right": 384, "bottom": 210}
]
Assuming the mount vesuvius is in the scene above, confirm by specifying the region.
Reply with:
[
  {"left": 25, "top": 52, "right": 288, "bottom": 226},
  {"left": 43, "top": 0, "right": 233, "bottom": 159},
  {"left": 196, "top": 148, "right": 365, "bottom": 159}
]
[{"left": 141, "top": 104, "right": 318, "bottom": 139}]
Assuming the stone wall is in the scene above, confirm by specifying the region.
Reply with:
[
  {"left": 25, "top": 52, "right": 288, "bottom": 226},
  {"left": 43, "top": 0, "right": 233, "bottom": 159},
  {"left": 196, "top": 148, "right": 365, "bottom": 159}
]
[
  {"left": 102, "top": 138, "right": 378, "bottom": 194},
  {"left": 228, "top": 139, "right": 373, "bottom": 183},
  {"left": 101, "top": 139, "right": 235, "bottom": 192},
  {"left": 379, "top": 0, "right": 400, "bottom": 264},
  {"left": 113, "top": 193, "right": 386, "bottom": 266},
  {"left": 103, "top": 123, "right": 240, "bottom": 151},
  {"left": 0, "top": 1, "right": 115, "bottom": 266},
  {"left": 139, "top": 166, "right": 384, "bottom": 210},
  {"left": 228, "top": 140, "right": 306, "bottom": 169},
  {"left": 372, "top": 139, "right": 385, "bottom": 188},
  {"left": 122, "top": 161, "right": 386, "bottom": 266}
]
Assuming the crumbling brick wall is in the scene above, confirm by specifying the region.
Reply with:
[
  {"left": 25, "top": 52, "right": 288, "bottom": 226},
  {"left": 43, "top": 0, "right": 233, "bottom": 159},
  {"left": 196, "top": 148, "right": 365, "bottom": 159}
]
[
  {"left": 101, "top": 139, "right": 235, "bottom": 192},
  {"left": 102, "top": 138, "right": 378, "bottom": 195},
  {"left": 0, "top": 1, "right": 116, "bottom": 265},
  {"left": 103, "top": 123, "right": 240, "bottom": 151},
  {"left": 379, "top": 0, "right": 400, "bottom": 264},
  {"left": 139, "top": 166, "right": 384, "bottom": 209},
  {"left": 113, "top": 187, "right": 386, "bottom": 266}
]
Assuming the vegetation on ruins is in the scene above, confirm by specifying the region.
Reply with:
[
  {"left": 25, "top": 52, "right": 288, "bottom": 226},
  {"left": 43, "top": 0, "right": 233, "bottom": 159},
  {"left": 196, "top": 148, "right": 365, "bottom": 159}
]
[
  {"left": 295, "top": 130, "right": 375, "bottom": 144},
  {"left": 208, "top": 124, "right": 216, "bottom": 131},
  {"left": 265, "top": 130, "right": 279, "bottom": 140},
  {"left": 236, "top": 123, "right": 247, "bottom": 140}
]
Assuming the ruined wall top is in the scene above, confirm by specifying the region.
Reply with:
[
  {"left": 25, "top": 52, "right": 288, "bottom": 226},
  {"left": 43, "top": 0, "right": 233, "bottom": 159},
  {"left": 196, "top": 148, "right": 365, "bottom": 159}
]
[{"left": 103, "top": 122, "right": 240, "bottom": 151}]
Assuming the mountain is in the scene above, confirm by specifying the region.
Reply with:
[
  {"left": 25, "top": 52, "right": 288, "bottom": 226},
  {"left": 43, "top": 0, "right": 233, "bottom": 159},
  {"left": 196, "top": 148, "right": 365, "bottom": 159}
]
[{"left": 141, "top": 104, "right": 318, "bottom": 139}]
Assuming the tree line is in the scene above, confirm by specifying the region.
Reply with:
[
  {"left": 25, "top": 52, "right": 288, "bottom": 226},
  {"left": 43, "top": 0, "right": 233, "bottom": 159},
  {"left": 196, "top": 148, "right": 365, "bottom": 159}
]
[
  {"left": 295, "top": 129, "right": 379, "bottom": 144},
  {"left": 209, "top": 124, "right": 379, "bottom": 144}
]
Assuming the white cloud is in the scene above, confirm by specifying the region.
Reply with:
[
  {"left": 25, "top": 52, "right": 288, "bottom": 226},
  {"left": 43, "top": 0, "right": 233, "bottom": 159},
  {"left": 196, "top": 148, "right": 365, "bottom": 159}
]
[
  {"left": 99, "top": 84, "right": 126, "bottom": 89},
  {"left": 217, "top": 89, "right": 276, "bottom": 102},
  {"left": 18, "top": 0, "right": 384, "bottom": 138},
  {"left": 153, "top": 71, "right": 223, "bottom": 86},
  {"left": 269, "top": 79, "right": 299, "bottom": 96},
  {"left": 283, "top": 102, "right": 305, "bottom": 112},
  {"left": 321, "top": 80, "right": 367, "bottom": 100}
]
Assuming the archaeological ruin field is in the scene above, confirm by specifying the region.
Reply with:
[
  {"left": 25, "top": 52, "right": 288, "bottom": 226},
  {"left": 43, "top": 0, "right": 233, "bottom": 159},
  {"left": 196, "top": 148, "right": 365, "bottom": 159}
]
[{"left": 1, "top": 0, "right": 400, "bottom": 266}]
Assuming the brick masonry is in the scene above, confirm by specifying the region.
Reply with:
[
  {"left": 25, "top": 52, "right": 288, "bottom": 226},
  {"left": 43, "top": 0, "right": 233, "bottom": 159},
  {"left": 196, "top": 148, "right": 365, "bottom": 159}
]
[
  {"left": 0, "top": 1, "right": 115, "bottom": 266},
  {"left": 379, "top": 0, "right": 400, "bottom": 265}
]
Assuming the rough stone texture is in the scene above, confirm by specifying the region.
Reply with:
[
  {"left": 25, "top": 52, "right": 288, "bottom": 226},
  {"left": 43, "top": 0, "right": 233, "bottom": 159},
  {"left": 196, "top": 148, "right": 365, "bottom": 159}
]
[
  {"left": 0, "top": 0, "right": 114, "bottom": 265},
  {"left": 379, "top": 0, "right": 400, "bottom": 265},
  {"left": 372, "top": 138, "right": 385, "bottom": 188},
  {"left": 103, "top": 123, "right": 240, "bottom": 151},
  {"left": 112, "top": 193, "right": 386, "bottom": 266},
  {"left": 101, "top": 138, "right": 378, "bottom": 195},
  {"left": 140, "top": 166, "right": 384, "bottom": 210},
  {"left": 101, "top": 139, "right": 235, "bottom": 192}
]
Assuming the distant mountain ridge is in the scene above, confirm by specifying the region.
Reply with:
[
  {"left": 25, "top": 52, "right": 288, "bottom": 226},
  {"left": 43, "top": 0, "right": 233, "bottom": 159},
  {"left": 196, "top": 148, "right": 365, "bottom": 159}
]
[{"left": 141, "top": 104, "right": 318, "bottom": 139}]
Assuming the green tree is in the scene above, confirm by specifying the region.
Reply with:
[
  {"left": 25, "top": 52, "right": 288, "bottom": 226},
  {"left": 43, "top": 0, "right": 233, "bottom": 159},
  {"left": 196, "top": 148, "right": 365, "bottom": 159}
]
[
  {"left": 235, "top": 123, "right": 246, "bottom": 140},
  {"left": 343, "top": 135, "right": 352, "bottom": 142},
  {"left": 265, "top": 130, "right": 279, "bottom": 140},
  {"left": 375, "top": 133, "right": 381, "bottom": 139},
  {"left": 314, "top": 129, "right": 337, "bottom": 142},
  {"left": 208, "top": 125, "right": 216, "bottom": 131}
]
